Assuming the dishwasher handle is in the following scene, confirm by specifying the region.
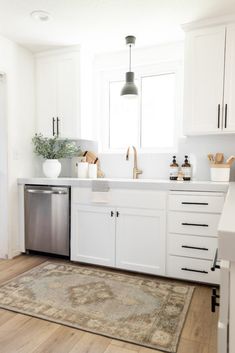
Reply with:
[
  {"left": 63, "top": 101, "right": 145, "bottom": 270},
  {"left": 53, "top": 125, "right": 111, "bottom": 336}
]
[{"left": 26, "top": 189, "right": 68, "bottom": 195}]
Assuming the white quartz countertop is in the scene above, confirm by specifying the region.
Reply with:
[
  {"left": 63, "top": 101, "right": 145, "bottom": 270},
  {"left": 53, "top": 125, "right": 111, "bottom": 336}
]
[
  {"left": 218, "top": 182, "right": 235, "bottom": 261},
  {"left": 17, "top": 177, "right": 229, "bottom": 192}
]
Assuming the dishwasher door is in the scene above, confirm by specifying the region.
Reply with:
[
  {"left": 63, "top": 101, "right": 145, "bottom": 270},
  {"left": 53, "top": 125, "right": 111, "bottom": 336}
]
[{"left": 25, "top": 185, "right": 70, "bottom": 256}]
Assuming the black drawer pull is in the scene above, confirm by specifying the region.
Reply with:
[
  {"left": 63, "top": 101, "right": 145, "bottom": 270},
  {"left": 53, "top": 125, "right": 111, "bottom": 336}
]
[
  {"left": 211, "top": 287, "right": 220, "bottom": 313},
  {"left": 181, "top": 245, "right": 209, "bottom": 251},
  {"left": 181, "top": 202, "right": 209, "bottom": 205},
  {"left": 224, "top": 104, "right": 227, "bottom": 129},
  {"left": 52, "top": 117, "right": 56, "bottom": 136},
  {"left": 181, "top": 267, "right": 208, "bottom": 274},
  {"left": 182, "top": 222, "right": 209, "bottom": 227}
]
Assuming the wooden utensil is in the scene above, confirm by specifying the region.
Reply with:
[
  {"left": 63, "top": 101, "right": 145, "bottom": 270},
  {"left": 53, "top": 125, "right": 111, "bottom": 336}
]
[
  {"left": 215, "top": 153, "right": 224, "bottom": 164},
  {"left": 226, "top": 156, "right": 235, "bottom": 166},
  {"left": 208, "top": 154, "right": 215, "bottom": 163}
]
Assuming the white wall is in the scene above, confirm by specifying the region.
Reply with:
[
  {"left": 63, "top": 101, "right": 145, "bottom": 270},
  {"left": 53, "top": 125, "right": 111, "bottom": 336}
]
[
  {"left": 0, "top": 75, "right": 8, "bottom": 258},
  {"left": 0, "top": 34, "right": 35, "bottom": 258},
  {"left": 94, "top": 42, "right": 235, "bottom": 181}
]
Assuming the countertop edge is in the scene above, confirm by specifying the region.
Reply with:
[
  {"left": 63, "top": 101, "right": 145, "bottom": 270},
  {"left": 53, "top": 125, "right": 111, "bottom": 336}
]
[{"left": 17, "top": 177, "right": 230, "bottom": 192}]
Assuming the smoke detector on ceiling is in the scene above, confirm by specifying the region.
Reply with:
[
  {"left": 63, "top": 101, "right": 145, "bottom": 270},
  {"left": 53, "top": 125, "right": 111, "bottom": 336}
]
[{"left": 30, "top": 10, "right": 52, "bottom": 22}]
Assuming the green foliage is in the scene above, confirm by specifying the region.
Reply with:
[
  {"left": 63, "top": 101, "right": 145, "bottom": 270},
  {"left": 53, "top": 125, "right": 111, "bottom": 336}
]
[{"left": 32, "top": 134, "right": 81, "bottom": 159}]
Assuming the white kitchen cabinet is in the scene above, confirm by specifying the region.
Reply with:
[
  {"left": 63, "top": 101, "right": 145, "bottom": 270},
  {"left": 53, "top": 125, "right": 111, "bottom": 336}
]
[
  {"left": 167, "top": 191, "right": 224, "bottom": 284},
  {"left": 35, "top": 49, "right": 80, "bottom": 139},
  {"left": 184, "top": 26, "right": 226, "bottom": 135},
  {"left": 116, "top": 208, "right": 166, "bottom": 275},
  {"left": 183, "top": 23, "right": 235, "bottom": 135},
  {"left": 71, "top": 204, "right": 115, "bottom": 267},
  {"left": 71, "top": 187, "right": 167, "bottom": 276}
]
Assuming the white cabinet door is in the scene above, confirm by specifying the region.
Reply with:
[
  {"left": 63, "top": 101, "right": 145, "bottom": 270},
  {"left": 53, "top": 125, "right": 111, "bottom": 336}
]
[
  {"left": 36, "top": 57, "right": 57, "bottom": 137},
  {"left": 56, "top": 53, "right": 80, "bottom": 139},
  {"left": 36, "top": 51, "right": 80, "bottom": 139},
  {"left": 71, "top": 205, "right": 115, "bottom": 267},
  {"left": 223, "top": 24, "right": 235, "bottom": 132},
  {"left": 116, "top": 208, "right": 166, "bottom": 275},
  {"left": 184, "top": 26, "right": 226, "bottom": 134}
]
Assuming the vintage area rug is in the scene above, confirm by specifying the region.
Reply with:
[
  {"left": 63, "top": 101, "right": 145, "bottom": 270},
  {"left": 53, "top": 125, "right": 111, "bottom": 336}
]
[{"left": 0, "top": 262, "right": 194, "bottom": 352}]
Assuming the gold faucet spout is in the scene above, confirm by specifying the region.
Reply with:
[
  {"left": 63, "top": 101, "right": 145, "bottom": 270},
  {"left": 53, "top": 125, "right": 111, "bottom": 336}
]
[{"left": 125, "top": 145, "right": 143, "bottom": 179}]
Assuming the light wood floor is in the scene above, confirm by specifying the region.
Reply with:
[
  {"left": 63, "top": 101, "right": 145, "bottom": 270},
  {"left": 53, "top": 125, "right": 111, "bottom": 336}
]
[{"left": 0, "top": 255, "right": 218, "bottom": 353}]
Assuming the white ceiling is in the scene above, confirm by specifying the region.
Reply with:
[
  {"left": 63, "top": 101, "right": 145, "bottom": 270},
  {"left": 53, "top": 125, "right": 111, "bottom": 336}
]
[{"left": 0, "top": 0, "right": 235, "bottom": 53}]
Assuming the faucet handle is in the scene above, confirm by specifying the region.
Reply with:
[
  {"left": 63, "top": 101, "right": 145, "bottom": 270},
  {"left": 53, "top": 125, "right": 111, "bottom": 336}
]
[{"left": 133, "top": 168, "right": 143, "bottom": 179}]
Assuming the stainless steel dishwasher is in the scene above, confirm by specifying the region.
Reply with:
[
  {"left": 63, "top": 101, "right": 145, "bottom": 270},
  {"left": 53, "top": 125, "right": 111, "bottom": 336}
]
[{"left": 24, "top": 185, "right": 70, "bottom": 256}]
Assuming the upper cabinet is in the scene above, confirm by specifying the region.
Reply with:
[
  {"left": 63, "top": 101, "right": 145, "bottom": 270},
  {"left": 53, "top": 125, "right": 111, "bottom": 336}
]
[
  {"left": 183, "top": 23, "right": 235, "bottom": 135},
  {"left": 35, "top": 49, "right": 80, "bottom": 139}
]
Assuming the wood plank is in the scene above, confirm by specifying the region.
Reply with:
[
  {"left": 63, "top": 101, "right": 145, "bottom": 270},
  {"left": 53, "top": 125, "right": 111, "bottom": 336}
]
[
  {"left": 69, "top": 332, "right": 111, "bottom": 353},
  {"left": 31, "top": 325, "right": 84, "bottom": 353},
  {"left": 104, "top": 343, "right": 138, "bottom": 353},
  {"left": 110, "top": 339, "right": 140, "bottom": 351}
]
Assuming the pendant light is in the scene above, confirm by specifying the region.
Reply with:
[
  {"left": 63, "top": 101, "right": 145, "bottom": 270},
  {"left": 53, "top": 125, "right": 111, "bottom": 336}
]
[{"left": 120, "top": 35, "right": 138, "bottom": 97}]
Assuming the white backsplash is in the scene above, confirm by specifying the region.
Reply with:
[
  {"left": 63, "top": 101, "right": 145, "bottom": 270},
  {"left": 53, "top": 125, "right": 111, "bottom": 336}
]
[
  {"left": 33, "top": 135, "right": 235, "bottom": 181},
  {"left": 98, "top": 135, "right": 235, "bottom": 181}
]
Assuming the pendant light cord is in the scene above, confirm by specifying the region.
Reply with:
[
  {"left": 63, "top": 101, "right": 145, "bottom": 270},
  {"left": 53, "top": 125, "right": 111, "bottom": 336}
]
[{"left": 129, "top": 44, "right": 132, "bottom": 72}]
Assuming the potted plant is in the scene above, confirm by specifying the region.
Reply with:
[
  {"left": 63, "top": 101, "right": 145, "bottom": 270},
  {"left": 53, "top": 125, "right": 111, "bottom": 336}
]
[{"left": 32, "top": 134, "right": 81, "bottom": 178}]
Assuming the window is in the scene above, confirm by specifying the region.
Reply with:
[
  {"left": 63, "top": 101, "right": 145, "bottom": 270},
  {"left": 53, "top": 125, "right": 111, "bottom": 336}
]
[{"left": 99, "top": 62, "right": 181, "bottom": 152}]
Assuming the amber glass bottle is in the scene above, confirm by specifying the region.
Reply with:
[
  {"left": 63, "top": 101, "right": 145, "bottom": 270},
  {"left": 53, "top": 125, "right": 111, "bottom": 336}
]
[
  {"left": 181, "top": 155, "right": 191, "bottom": 181},
  {"left": 169, "top": 156, "right": 179, "bottom": 180}
]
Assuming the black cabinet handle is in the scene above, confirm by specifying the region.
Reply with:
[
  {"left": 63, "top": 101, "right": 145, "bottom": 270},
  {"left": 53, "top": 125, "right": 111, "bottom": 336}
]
[
  {"left": 224, "top": 104, "right": 227, "bottom": 128},
  {"left": 211, "top": 249, "right": 220, "bottom": 271},
  {"left": 217, "top": 104, "right": 221, "bottom": 128},
  {"left": 181, "top": 245, "right": 209, "bottom": 251},
  {"left": 211, "top": 287, "right": 220, "bottom": 313},
  {"left": 181, "top": 202, "right": 208, "bottom": 206},
  {"left": 56, "top": 117, "right": 60, "bottom": 136},
  {"left": 181, "top": 222, "right": 209, "bottom": 227},
  {"left": 181, "top": 267, "right": 208, "bottom": 274},
  {"left": 52, "top": 117, "right": 56, "bottom": 136},
  {"left": 111, "top": 211, "right": 114, "bottom": 217},
  {"left": 116, "top": 211, "right": 119, "bottom": 217}
]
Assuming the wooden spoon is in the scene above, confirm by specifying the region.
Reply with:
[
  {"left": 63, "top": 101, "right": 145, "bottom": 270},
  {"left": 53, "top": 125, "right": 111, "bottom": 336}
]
[
  {"left": 215, "top": 153, "right": 224, "bottom": 164},
  {"left": 226, "top": 156, "right": 235, "bottom": 166},
  {"left": 208, "top": 154, "right": 215, "bottom": 163}
]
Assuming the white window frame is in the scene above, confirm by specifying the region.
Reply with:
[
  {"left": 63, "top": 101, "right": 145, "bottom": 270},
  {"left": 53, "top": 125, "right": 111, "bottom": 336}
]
[{"left": 98, "top": 60, "right": 183, "bottom": 154}]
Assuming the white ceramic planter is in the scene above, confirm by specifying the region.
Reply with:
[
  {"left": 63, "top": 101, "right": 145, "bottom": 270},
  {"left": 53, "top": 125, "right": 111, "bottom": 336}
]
[{"left": 43, "top": 159, "right": 61, "bottom": 178}]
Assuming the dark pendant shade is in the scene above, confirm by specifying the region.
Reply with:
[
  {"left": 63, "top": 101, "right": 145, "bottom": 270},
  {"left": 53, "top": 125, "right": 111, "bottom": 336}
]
[{"left": 121, "top": 72, "right": 138, "bottom": 96}]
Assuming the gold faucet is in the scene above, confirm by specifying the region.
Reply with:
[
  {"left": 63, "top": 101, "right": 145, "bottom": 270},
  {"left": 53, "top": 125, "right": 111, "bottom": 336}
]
[{"left": 126, "top": 146, "right": 143, "bottom": 179}]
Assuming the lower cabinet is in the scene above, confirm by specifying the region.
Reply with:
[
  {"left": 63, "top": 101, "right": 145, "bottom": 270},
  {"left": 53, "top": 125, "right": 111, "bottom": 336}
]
[
  {"left": 71, "top": 205, "right": 115, "bottom": 267},
  {"left": 116, "top": 208, "right": 166, "bottom": 275},
  {"left": 167, "top": 191, "right": 225, "bottom": 284},
  {"left": 71, "top": 203, "right": 166, "bottom": 276},
  {"left": 71, "top": 188, "right": 224, "bottom": 284}
]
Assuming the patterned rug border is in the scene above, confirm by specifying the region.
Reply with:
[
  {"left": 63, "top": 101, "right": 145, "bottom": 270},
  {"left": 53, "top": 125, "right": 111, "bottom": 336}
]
[{"left": 0, "top": 261, "right": 195, "bottom": 352}]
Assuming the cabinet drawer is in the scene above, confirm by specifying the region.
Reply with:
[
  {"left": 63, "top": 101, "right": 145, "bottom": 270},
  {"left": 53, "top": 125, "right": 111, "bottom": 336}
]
[
  {"left": 168, "top": 211, "right": 220, "bottom": 237},
  {"left": 169, "top": 193, "right": 224, "bottom": 213},
  {"left": 72, "top": 187, "right": 166, "bottom": 210},
  {"left": 167, "top": 255, "right": 220, "bottom": 284},
  {"left": 168, "top": 234, "right": 217, "bottom": 260}
]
